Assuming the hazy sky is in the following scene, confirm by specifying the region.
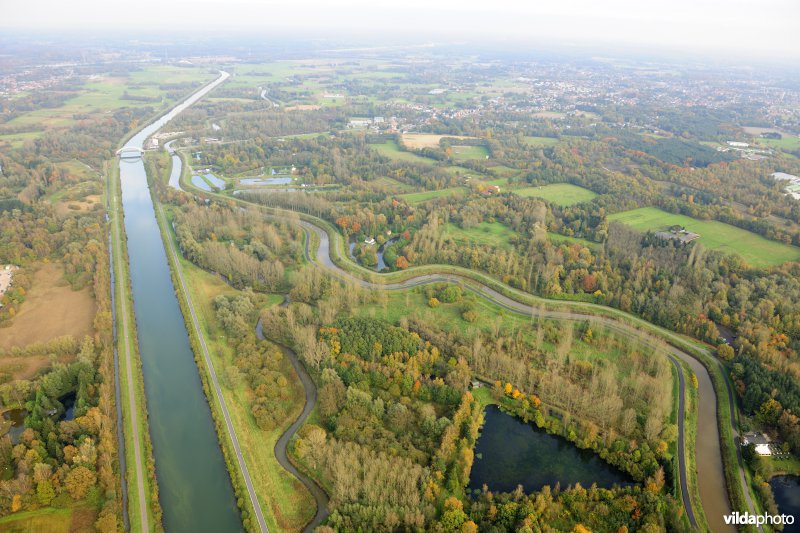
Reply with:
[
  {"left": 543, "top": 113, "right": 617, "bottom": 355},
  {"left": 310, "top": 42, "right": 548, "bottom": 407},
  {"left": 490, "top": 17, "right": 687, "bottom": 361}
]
[{"left": 5, "top": 0, "right": 799, "bottom": 60}]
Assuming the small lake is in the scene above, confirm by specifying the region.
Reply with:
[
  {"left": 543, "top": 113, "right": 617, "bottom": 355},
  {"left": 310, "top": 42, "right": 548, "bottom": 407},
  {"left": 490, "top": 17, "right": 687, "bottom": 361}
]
[
  {"left": 770, "top": 475, "right": 800, "bottom": 532},
  {"left": 2, "top": 408, "right": 27, "bottom": 444},
  {"left": 469, "top": 405, "right": 633, "bottom": 494},
  {"left": 240, "top": 177, "right": 292, "bottom": 186},
  {"left": 59, "top": 392, "right": 76, "bottom": 421},
  {"left": 191, "top": 173, "right": 225, "bottom": 191}
]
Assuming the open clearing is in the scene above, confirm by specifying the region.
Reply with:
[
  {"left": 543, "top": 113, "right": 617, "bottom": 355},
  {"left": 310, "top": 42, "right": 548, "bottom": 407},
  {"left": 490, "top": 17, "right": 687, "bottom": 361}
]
[
  {"left": 399, "top": 187, "right": 468, "bottom": 204},
  {"left": 0, "top": 263, "right": 94, "bottom": 352},
  {"left": 442, "top": 221, "right": 518, "bottom": 248},
  {"left": 401, "top": 133, "right": 476, "bottom": 149},
  {"left": 372, "top": 140, "right": 437, "bottom": 165},
  {"left": 514, "top": 183, "right": 598, "bottom": 206},
  {"left": 757, "top": 136, "right": 800, "bottom": 152},
  {"left": 0, "top": 354, "right": 73, "bottom": 381},
  {"left": 609, "top": 207, "right": 800, "bottom": 268},
  {"left": 451, "top": 145, "right": 489, "bottom": 160},
  {"left": 0, "top": 506, "right": 96, "bottom": 533}
]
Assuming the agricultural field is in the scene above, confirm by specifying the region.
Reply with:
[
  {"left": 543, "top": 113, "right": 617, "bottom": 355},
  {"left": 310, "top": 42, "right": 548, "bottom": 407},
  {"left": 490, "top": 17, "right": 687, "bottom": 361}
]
[
  {"left": 442, "top": 221, "right": 518, "bottom": 249},
  {"left": 450, "top": 145, "right": 489, "bottom": 160},
  {"left": 514, "top": 183, "right": 598, "bottom": 206},
  {"left": 2, "top": 65, "right": 213, "bottom": 139},
  {"left": 609, "top": 207, "right": 800, "bottom": 267},
  {"left": 398, "top": 186, "right": 468, "bottom": 204},
  {"left": 372, "top": 140, "right": 437, "bottom": 165},
  {"left": 401, "top": 133, "right": 475, "bottom": 149},
  {"left": 756, "top": 136, "right": 800, "bottom": 152},
  {"left": 0, "top": 263, "right": 95, "bottom": 352}
]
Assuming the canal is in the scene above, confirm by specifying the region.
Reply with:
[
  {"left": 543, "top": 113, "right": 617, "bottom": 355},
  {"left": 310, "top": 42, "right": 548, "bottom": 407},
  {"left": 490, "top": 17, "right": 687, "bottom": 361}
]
[{"left": 118, "top": 72, "right": 242, "bottom": 532}]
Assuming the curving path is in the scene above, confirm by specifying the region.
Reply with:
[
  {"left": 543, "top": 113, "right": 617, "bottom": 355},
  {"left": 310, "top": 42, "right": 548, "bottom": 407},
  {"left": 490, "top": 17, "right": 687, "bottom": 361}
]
[
  {"left": 255, "top": 321, "right": 330, "bottom": 532},
  {"left": 292, "top": 220, "right": 715, "bottom": 528},
  {"left": 182, "top": 158, "right": 756, "bottom": 530}
]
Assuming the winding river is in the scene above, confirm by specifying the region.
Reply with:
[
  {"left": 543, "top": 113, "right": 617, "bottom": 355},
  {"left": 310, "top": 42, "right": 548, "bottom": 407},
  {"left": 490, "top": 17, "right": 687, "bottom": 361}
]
[
  {"left": 294, "top": 217, "right": 736, "bottom": 531},
  {"left": 118, "top": 72, "right": 242, "bottom": 532}
]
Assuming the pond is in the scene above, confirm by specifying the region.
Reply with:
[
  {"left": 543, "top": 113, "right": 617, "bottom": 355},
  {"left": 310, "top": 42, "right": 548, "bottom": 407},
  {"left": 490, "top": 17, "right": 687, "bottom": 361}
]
[
  {"left": 239, "top": 176, "right": 293, "bottom": 185},
  {"left": 1, "top": 408, "right": 27, "bottom": 444},
  {"left": 191, "top": 175, "right": 213, "bottom": 191},
  {"left": 469, "top": 405, "right": 633, "bottom": 494},
  {"left": 59, "top": 392, "right": 76, "bottom": 421},
  {"left": 770, "top": 475, "right": 800, "bottom": 532}
]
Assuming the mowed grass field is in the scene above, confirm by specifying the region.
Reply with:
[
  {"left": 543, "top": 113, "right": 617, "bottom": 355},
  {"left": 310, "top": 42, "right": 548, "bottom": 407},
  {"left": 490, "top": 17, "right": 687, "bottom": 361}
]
[
  {"left": 372, "top": 140, "right": 437, "bottom": 165},
  {"left": 442, "top": 221, "right": 518, "bottom": 248},
  {"left": 0, "top": 263, "right": 94, "bottom": 352},
  {"left": 514, "top": 183, "right": 598, "bottom": 206},
  {"left": 451, "top": 145, "right": 489, "bottom": 160},
  {"left": 757, "top": 136, "right": 800, "bottom": 152},
  {"left": 2, "top": 66, "right": 213, "bottom": 141},
  {"left": 399, "top": 187, "right": 468, "bottom": 204},
  {"left": 609, "top": 207, "right": 800, "bottom": 267}
]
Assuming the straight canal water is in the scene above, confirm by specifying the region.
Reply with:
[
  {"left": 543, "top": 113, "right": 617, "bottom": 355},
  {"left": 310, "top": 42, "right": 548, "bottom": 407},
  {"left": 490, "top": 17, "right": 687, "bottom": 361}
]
[
  {"left": 118, "top": 72, "right": 242, "bottom": 532},
  {"left": 469, "top": 405, "right": 632, "bottom": 494}
]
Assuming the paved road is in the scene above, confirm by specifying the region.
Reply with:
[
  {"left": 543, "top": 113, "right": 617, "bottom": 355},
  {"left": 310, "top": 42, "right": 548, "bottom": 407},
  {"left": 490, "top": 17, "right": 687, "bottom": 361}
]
[
  {"left": 255, "top": 321, "right": 330, "bottom": 532},
  {"left": 154, "top": 199, "right": 269, "bottom": 533},
  {"left": 292, "top": 220, "right": 704, "bottom": 529},
  {"left": 110, "top": 190, "right": 150, "bottom": 533},
  {"left": 187, "top": 147, "right": 761, "bottom": 530}
]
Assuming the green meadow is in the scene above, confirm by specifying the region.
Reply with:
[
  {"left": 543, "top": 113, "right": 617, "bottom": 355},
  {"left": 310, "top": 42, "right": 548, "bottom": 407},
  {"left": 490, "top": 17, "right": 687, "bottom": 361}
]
[{"left": 609, "top": 207, "right": 800, "bottom": 268}]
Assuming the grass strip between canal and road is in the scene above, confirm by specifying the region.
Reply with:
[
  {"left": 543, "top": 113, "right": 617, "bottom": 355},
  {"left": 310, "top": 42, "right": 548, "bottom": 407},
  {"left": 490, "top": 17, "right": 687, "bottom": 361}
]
[{"left": 108, "top": 160, "right": 159, "bottom": 533}]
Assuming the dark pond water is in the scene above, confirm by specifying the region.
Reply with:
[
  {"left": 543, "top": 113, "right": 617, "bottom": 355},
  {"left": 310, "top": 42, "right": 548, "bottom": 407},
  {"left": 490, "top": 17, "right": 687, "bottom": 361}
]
[
  {"left": 2, "top": 408, "right": 27, "bottom": 444},
  {"left": 469, "top": 405, "right": 633, "bottom": 494},
  {"left": 770, "top": 475, "right": 800, "bottom": 532},
  {"left": 59, "top": 392, "right": 76, "bottom": 421}
]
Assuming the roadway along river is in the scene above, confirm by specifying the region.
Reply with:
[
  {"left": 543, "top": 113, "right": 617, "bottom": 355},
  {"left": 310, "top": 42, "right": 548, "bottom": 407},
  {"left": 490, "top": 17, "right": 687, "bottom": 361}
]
[{"left": 118, "top": 72, "right": 243, "bottom": 532}]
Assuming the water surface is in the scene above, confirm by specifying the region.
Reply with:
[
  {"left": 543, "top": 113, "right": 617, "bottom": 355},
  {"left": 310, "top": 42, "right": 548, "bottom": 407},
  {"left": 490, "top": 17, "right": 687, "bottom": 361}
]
[
  {"left": 119, "top": 72, "right": 241, "bottom": 532},
  {"left": 469, "top": 405, "right": 632, "bottom": 494},
  {"left": 770, "top": 475, "right": 800, "bottom": 532}
]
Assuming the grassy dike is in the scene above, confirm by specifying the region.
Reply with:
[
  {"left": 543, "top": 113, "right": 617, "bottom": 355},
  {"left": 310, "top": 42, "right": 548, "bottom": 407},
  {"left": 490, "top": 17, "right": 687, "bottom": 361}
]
[
  {"left": 183, "top": 167, "right": 756, "bottom": 527},
  {"left": 681, "top": 360, "right": 707, "bottom": 531},
  {"left": 105, "top": 74, "right": 218, "bottom": 532},
  {"left": 107, "top": 161, "right": 162, "bottom": 532},
  {"left": 147, "top": 152, "right": 314, "bottom": 532}
]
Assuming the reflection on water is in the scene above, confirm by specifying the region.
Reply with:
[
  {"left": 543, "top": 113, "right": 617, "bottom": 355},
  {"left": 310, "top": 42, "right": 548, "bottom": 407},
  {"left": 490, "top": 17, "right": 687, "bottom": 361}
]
[
  {"left": 770, "top": 476, "right": 800, "bottom": 532},
  {"left": 2, "top": 408, "right": 27, "bottom": 444},
  {"left": 118, "top": 71, "right": 242, "bottom": 532},
  {"left": 240, "top": 177, "right": 292, "bottom": 185},
  {"left": 469, "top": 405, "right": 633, "bottom": 494}
]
